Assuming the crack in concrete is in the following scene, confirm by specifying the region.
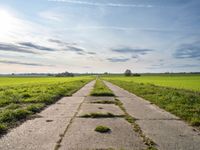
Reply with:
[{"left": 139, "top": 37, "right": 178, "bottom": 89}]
[{"left": 54, "top": 97, "right": 86, "bottom": 150}]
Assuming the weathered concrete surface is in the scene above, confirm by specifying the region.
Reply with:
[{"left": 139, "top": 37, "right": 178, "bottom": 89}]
[
  {"left": 138, "top": 120, "right": 200, "bottom": 150},
  {"left": 77, "top": 103, "right": 124, "bottom": 116},
  {"left": 60, "top": 96, "right": 147, "bottom": 150},
  {"left": 85, "top": 96, "right": 116, "bottom": 103},
  {"left": 0, "top": 80, "right": 95, "bottom": 150},
  {"left": 73, "top": 80, "right": 95, "bottom": 97},
  {"left": 104, "top": 81, "right": 200, "bottom": 150},
  {"left": 60, "top": 118, "right": 147, "bottom": 150},
  {"left": 116, "top": 97, "right": 179, "bottom": 120}
]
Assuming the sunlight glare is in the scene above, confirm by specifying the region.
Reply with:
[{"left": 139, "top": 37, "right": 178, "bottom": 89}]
[{"left": 0, "top": 9, "right": 15, "bottom": 34}]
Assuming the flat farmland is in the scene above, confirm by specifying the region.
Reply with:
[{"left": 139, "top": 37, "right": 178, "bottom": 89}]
[
  {"left": 103, "top": 74, "right": 200, "bottom": 92},
  {"left": 0, "top": 76, "right": 93, "bottom": 134},
  {"left": 103, "top": 74, "right": 200, "bottom": 127}
]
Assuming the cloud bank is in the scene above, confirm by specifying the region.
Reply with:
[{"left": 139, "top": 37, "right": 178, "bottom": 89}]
[{"left": 174, "top": 42, "right": 200, "bottom": 59}]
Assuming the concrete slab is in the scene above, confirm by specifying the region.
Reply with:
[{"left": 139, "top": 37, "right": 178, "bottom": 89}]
[
  {"left": 77, "top": 103, "right": 124, "bottom": 117},
  {"left": 73, "top": 80, "right": 95, "bottom": 97},
  {"left": 104, "top": 81, "right": 200, "bottom": 150},
  {"left": 137, "top": 120, "right": 200, "bottom": 150},
  {"left": 85, "top": 96, "right": 116, "bottom": 103},
  {"left": 41, "top": 97, "right": 85, "bottom": 118},
  {"left": 0, "top": 117, "right": 71, "bottom": 150},
  {"left": 118, "top": 97, "right": 179, "bottom": 120},
  {"left": 60, "top": 118, "right": 147, "bottom": 150}
]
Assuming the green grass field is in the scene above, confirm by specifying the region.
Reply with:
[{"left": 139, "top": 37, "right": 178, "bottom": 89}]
[
  {"left": 103, "top": 74, "right": 200, "bottom": 92},
  {"left": 0, "top": 76, "right": 91, "bottom": 86},
  {"left": 0, "top": 76, "right": 93, "bottom": 134},
  {"left": 103, "top": 74, "right": 200, "bottom": 127}
]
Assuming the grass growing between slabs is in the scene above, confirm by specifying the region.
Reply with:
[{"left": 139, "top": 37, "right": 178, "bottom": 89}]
[
  {"left": 90, "top": 79, "right": 114, "bottom": 96},
  {"left": 91, "top": 100, "right": 116, "bottom": 104},
  {"left": 0, "top": 76, "right": 93, "bottom": 134},
  {"left": 95, "top": 125, "right": 111, "bottom": 133},
  {"left": 114, "top": 99, "right": 157, "bottom": 150},
  {"left": 81, "top": 112, "right": 117, "bottom": 118},
  {"left": 103, "top": 77, "right": 200, "bottom": 127}
]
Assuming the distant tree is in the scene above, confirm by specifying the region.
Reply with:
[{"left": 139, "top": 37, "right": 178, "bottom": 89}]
[{"left": 124, "top": 69, "right": 132, "bottom": 76}]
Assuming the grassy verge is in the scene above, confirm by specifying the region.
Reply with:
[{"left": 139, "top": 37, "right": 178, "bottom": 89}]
[
  {"left": 90, "top": 79, "right": 114, "bottom": 96},
  {"left": 104, "top": 78, "right": 200, "bottom": 127},
  {"left": 0, "top": 77, "right": 93, "bottom": 135}
]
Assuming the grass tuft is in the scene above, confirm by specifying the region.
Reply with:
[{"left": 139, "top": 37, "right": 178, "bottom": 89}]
[
  {"left": 81, "top": 112, "right": 116, "bottom": 118},
  {"left": 95, "top": 125, "right": 111, "bottom": 133},
  {"left": 0, "top": 123, "right": 7, "bottom": 134}
]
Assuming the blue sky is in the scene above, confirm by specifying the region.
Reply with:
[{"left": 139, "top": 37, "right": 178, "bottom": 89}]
[{"left": 0, "top": 0, "right": 199, "bottom": 73}]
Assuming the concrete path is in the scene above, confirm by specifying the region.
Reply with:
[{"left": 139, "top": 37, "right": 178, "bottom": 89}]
[
  {"left": 104, "top": 81, "right": 200, "bottom": 150},
  {"left": 59, "top": 96, "right": 147, "bottom": 150},
  {"left": 0, "top": 81, "right": 95, "bottom": 150}
]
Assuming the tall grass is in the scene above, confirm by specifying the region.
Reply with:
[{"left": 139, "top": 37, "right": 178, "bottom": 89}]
[{"left": 0, "top": 77, "right": 93, "bottom": 134}]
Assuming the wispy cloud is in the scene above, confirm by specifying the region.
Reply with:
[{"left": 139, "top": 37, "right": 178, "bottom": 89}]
[
  {"left": 0, "top": 43, "right": 37, "bottom": 54},
  {"left": 107, "top": 57, "right": 130, "bottom": 62},
  {"left": 174, "top": 42, "right": 200, "bottom": 59},
  {"left": 18, "top": 42, "right": 55, "bottom": 51},
  {"left": 48, "top": 39, "right": 77, "bottom": 46},
  {"left": 49, "top": 39, "right": 96, "bottom": 55},
  {"left": 0, "top": 60, "right": 53, "bottom": 67},
  {"left": 65, "top": 46, "right": 85, "bottom": 52},
  {"left": 112, "top": 47, "right": 154, "bottom": 55},
  {"left": 61, "top": 26, "right": 182, "bottom": 33},
  {"left": 87, "top": 52, "right": 96, "bottom": 55},
  {"left": 39, "top": 11, "right": 63, "bottom": 21},
  {"left": 48, "top": 0, "right": 153, "bottom": 8}
]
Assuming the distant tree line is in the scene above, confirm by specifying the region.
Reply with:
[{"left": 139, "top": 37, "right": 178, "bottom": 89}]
[{"left": 51, "top": 71, "right": 74, "bottom": 77}]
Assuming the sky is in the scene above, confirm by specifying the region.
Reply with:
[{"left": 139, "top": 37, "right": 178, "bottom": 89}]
[{"left": 0, "top": 0, "right": 200, "bottom": 73}]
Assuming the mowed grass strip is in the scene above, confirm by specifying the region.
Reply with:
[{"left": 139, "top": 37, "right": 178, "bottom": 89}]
[
  {"left": 90, "top": 79, "right": 114, "bottom": 96},
  {"left": 104, "top": 78, "right": 200, "bottom": 127},
  {"left": 0, "top": 76, "right": 93, "bottom": 134}
]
